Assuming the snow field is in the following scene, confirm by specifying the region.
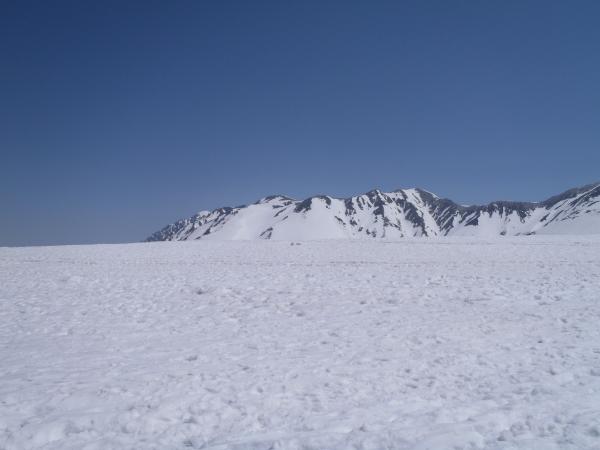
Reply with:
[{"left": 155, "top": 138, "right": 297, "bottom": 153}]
[{"left": 1, "top": 237, "right": 600, "bottom": 449}]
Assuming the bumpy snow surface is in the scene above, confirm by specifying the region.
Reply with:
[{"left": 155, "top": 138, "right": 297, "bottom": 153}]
[{"left": 1, "top": 238, "right": 600, "bottom": 450}]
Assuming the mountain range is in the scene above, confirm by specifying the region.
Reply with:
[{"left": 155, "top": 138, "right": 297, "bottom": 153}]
[{"left": 146, "top": 182, "right": 600, "bottom": 241}]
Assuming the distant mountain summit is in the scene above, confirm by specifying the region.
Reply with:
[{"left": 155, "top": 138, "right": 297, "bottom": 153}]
[{"left": 146, "top": 182, "right": 600, "bottom": 241}]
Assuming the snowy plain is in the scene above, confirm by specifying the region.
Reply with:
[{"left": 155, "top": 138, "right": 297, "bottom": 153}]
[{"left": 1, "top": 237, "right": 600, "bottom": 450}]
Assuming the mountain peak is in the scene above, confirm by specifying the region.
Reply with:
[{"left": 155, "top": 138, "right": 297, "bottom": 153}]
[{"left": 146, "top": 183, "right": 600, "bottom": 241}]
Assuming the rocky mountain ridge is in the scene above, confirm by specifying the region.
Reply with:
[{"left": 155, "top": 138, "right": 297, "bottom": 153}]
[{"left": 147, "top": 182, "right": 600, "bottom": 241}]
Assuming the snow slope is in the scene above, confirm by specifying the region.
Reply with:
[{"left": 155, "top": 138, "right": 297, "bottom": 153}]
[
  {"left": 147, "top": 183, "right": 600, "bottom": 241},
  {"left": 2, "top": 238, "right": 600, "bottom": 449}
]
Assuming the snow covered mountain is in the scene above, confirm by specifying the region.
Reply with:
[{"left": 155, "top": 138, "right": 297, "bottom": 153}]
[{"left": 146, "top": 182, "right": 600, "bottom": 241}]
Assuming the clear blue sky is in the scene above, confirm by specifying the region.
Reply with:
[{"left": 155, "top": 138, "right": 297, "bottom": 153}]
[{"left": 1, "top": 1, "right": 599, "bottom": 246}]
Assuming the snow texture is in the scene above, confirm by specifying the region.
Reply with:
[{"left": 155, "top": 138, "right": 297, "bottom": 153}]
[{"left": 1, "top": 237, "right": 600, "bottom": 449}]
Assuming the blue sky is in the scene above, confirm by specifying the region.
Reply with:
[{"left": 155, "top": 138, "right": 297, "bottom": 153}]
[{"left": 1, "top": 1, "right": 599, "bottom": 246}]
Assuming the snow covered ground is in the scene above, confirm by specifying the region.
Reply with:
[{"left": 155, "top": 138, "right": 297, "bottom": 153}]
[{"left": 1, "top": 237, "right": 600, "bottom": 450}]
